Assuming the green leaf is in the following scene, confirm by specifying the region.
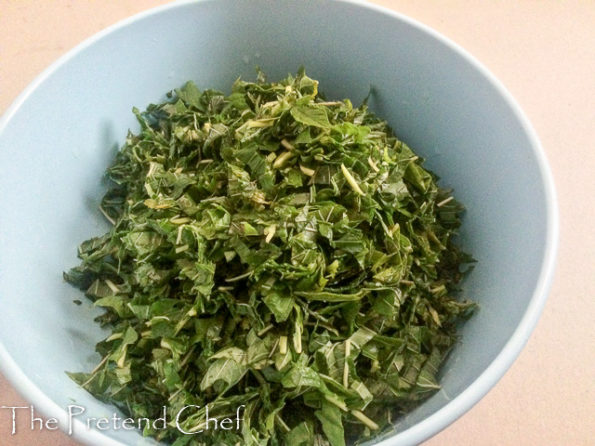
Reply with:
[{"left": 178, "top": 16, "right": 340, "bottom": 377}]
[
  {"left": 94, "top": 295, "right": 131, "bottom": 318},
  {"left": 175, "top": 81, "right": 202, "bottom": 109},
  {"left": 285, "top": 421, "right": 315, "bottom": 445},
  {"left": 281, "top": 357, "right": 322, "bottom": 389},
  {"left": 200, "top": 358, "right": 247, "bottom": 390},
  {"left": 290, "top": 105, "right": 331, "bottom": 128},
  {"left": 315, "top": 401, "right": 346, "bottom": 446},
  {"left": 263, "top": 292, "right": 294, "bottom": 322}
]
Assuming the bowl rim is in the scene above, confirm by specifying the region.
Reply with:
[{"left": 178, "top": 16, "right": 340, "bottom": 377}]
[{"left": 0, "top": 0, "right": 559, "bottom": 445}]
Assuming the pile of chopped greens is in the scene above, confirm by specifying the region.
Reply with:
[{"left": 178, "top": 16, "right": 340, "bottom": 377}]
[{"left": 65, "top": 70, "right": 475, "bottom": 446}]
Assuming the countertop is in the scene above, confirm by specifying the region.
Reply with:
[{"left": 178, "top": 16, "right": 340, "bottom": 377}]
[{"left": 1, "top": 1, "right": 593, "bottom": 445}]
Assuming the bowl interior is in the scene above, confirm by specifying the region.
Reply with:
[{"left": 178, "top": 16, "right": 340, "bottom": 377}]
[{"left": 0, "top": 1, "right": 553, "bottom": 445}]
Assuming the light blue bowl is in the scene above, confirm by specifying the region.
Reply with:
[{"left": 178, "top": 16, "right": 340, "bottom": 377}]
[{"left": 0, "top": 1, "right": 557, "bottom": 445}]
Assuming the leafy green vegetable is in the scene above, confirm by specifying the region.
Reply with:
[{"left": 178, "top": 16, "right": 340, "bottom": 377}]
[{"left": 65, "top": 69, "right": 475, "bottom": 445}]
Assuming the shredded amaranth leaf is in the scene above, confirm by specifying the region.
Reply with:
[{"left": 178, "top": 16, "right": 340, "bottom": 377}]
[{"left": 65, "top": 70, "right": 475, "bottom": 446}]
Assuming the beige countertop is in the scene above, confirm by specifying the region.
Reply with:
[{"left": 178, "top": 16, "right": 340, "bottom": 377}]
[{"left": 1, "top": 1, "right": 594, "bottom": 445}]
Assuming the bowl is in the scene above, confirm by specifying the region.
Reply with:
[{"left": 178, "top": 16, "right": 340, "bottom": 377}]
[{"left": 0, "top": 0, "right": 558, "bottom": 445}]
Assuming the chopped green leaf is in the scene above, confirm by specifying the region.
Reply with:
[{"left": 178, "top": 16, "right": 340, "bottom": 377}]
[{"left": 64, "top": 70, "right": 475, "bottom": 445}]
